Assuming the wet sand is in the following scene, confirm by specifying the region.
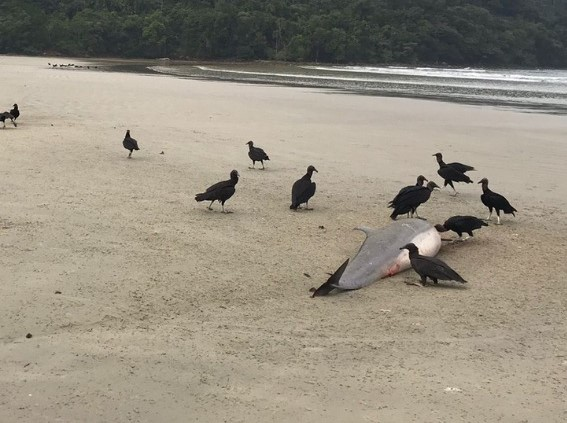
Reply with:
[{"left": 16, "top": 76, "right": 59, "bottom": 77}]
[{"left": 1, "top": 55, "right": 566, "bottom": 422}]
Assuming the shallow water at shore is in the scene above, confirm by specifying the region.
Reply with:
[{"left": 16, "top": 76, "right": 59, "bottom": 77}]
[{"left": 87, "top": 59, "right": 567, "bottom": 115}]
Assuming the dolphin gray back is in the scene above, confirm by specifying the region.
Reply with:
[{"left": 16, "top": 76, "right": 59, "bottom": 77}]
[{"left": 334, "top": 219, "right": 441, "bottom": 290}]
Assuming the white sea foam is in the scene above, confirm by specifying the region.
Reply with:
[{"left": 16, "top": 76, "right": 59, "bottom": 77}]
[
  {"left": 145, "top": 63, "right": 567, "bottom": 113},
  {"left": 302, "top": 65, "right": 567, "bottom": 84},
  {"left": 150, "top": 65, "right": 565, "bottom": 94}
]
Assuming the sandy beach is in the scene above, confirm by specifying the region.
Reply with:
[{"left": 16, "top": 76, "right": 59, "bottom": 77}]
[{"left": 1, "top": 55, "right": 566, "bottom": 422}]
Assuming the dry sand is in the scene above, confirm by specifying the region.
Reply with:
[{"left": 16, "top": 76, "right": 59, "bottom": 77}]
[{"left": 1, "top": 56, "right": 566, "bottom": 422}]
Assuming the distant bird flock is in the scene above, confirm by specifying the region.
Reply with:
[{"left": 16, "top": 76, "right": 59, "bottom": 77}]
[
  {"left": 48, "top": 62, "right": 97, "bottom": 70},
  {"left": 7, "top": 84, "right": 519, "bottom": 293}
]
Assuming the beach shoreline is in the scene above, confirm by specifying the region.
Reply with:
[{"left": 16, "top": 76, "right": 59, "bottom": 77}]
[
  {"left": 36, "top": 55, "right": 567, "bottom": 115},
  {"left": 1, "top": 55, "right": 566, "bottom": 422}
]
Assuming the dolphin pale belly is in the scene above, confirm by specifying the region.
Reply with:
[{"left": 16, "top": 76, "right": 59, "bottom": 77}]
[{"left": 311, "top": 219, "right": 441, "bottom": 296}]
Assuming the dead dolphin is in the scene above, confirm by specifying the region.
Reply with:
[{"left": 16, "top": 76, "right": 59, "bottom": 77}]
[{"left": 311, "top": 219, "right": 441, "bottom": 296}]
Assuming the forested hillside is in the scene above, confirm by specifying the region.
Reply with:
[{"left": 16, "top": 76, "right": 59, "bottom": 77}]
[{"left": 2, "top": 0, "right": 567, "bottom": 67}]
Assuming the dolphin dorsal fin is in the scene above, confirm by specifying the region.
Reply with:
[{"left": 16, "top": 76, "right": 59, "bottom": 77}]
[{"left": 354, "top": 226, "right": 376, "bottom": 237}]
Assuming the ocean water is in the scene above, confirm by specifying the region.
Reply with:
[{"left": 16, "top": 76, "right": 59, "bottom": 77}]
[{"left": 103, "top": 61, "right": 567, "bottom": 114}]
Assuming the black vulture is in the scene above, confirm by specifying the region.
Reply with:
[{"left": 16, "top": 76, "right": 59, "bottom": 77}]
[
  {"left": 246, "top": 140, "right": 270, "bottom": 169},
  {"left": 123, "top": 130, "right": 140, "bottom": 158},
  {"left": 388, "top": 175, "right": 428, "bottom": 208},
  {"left": 478, "top": 178, "right": 517, "bottom": 225},
  {"left": 0, "top": 112, "right": 17, "bottom": 128},
  {"left": 400, "top": 243, "right": 467, "bottom": 286},
  {"left": 433, "top": 152, "right": 475, "bottom": 174},
  {"left": 290, "top": 165, "right": 318, "bottom": 210},
  {"left": 389, "top": 181, "right": 439, "bottom": 220},
  {"left": 434, "top": 156, "right": 473, "bottom": 195},
  {"left": 435, "top": 215, "right": 488, "bottom": 241},
  {"left": 10, "top": 104, "right": 19, "bottom": 121},
  {"left": 195, "top": 170, "right": 239, "bottom": 213}
]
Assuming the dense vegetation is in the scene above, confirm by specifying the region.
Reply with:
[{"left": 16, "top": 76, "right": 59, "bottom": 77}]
[{"left": 2, "top": 0, "right": 567, "bottom": 67}]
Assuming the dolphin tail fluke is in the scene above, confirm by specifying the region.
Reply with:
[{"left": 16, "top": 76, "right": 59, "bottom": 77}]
[{"left": 310, "top": 259, "right": 349, "bottom": 297}]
